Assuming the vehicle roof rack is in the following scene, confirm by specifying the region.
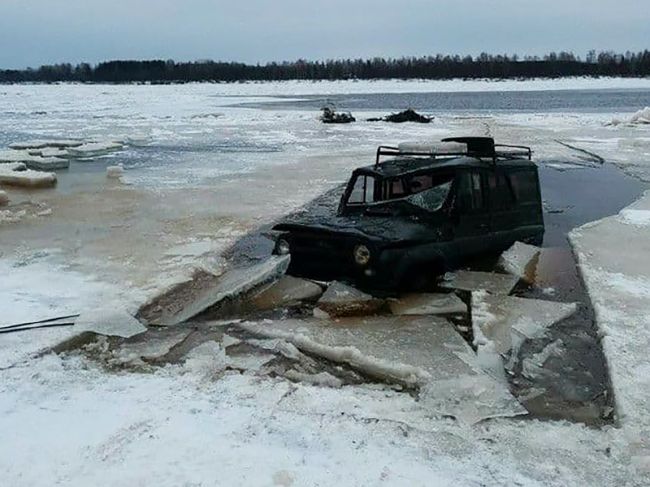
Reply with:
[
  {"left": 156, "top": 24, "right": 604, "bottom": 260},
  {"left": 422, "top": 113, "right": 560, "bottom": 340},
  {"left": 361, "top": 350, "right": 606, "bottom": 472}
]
[{"left": 374, "top": 137, "right": 531, "bottom": 167}]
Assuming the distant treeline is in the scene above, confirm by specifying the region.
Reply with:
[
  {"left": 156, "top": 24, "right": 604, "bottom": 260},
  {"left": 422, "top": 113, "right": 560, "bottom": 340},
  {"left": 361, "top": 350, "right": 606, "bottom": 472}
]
[{"left": 2, "top": 50, "right": 650, "bottom": 83}]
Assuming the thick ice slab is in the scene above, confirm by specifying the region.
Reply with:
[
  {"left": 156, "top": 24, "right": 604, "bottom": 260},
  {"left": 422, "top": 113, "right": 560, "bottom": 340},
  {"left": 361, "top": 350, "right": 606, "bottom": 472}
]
[
  {"left": 440, "top": 270, "right": 519, "bottom": 295},
  {"left": 388, "top": 293, "right": 466, "bottom": 316},
  {"left": 314, "top": 281, "right": 384, "bottom": 318},
  {"left": 498, "top": 241, "right": 540, "bottom": 283},
  {"left": 0, "top": 163, "right": 56, "bottom": 188},
  {"left": 8, "top": 139, "right": 83, "bottom": 150},
  {"left": 570, "top": 190, "right": 650, "bottom": 471},
  {"left": 137, "top": 256, "right": 290, "bottom": 326},
  {"left": 250, "top": 276, "right": 323, "bottom": 310},
  {"left": 67, "top": 142, "right": 124, "bottom": 158},
  {"left": 74, "top": 308, "right": 146, "bottom": 338},
  {"left": 472, "top": 292, "right": 577, "bottom": 355},
  {"left": 237, "top": 316, "right": 526, "bottom": 423},
  {"left": 0, "top": 150, "right": 69, "bottom": 169}
]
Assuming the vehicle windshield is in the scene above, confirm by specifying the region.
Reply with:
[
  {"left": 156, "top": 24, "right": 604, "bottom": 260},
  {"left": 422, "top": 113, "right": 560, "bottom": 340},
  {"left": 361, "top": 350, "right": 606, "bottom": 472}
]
[{"left": 345, "top": 171, "right": 454, "bottom": 213}]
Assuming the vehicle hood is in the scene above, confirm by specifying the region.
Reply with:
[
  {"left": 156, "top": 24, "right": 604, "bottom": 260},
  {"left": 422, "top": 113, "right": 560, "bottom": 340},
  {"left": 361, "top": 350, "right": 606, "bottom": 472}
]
[{"left": 274, "top": 212, "right": 447, "bottom": 244}]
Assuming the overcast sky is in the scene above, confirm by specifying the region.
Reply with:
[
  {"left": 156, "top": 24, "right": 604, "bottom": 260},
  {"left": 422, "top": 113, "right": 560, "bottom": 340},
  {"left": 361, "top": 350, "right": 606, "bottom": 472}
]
[{"left": 1, "top": 0, "right": 648, "bottom": 69}]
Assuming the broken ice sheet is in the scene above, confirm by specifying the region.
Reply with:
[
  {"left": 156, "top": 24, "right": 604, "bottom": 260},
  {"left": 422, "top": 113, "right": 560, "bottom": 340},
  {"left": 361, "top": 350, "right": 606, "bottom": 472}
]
[
  {"left": 440, "top": 270, "right": 519, "bottom": 295},
  {"left": 420, "top": 374, "right": 527, "bottom": 425},
  {"left": 237, "top": 315, "right": 527, "bottom": 422},
  {"left": 472, "top": 292, "right": 577, "bottom": 355},
  {"left": 136, "top": 256, "right": 289, "bottom": 326},
  {"left": 238, "top": 316, "right": 474, "bottom": 385}
]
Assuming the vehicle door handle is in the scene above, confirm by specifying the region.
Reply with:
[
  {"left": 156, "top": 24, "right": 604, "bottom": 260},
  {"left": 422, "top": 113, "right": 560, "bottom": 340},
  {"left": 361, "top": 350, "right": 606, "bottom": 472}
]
[{"left": 478, "top": 223, "right": 489, "bottom": 230}]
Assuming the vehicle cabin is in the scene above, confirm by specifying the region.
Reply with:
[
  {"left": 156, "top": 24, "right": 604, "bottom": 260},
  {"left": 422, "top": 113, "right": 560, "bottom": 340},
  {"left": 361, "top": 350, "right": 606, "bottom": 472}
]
[{"left": 274, "top": 137, "right": 544, "bottom": 290}]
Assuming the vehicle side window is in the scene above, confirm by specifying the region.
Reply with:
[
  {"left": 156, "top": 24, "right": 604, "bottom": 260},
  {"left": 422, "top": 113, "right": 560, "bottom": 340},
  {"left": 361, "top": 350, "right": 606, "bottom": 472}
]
[
  {"left": 348, "top": 175, "right": 376, "bottom": 204},
  {"left": 488, "top": 171, "right": 516, "bottom": 210},
  {"left": 457, "top": 171, "right": 485, "bottom": 212},
  {"left": 509, "top": 170, "right": 539, "bottom": 203}
]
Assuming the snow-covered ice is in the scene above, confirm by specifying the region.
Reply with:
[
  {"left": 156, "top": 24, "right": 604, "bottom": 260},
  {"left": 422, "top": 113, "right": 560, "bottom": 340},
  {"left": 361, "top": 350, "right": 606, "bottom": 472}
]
[{"left": 571, "top": 189, "right": 650, "bottom": 474}]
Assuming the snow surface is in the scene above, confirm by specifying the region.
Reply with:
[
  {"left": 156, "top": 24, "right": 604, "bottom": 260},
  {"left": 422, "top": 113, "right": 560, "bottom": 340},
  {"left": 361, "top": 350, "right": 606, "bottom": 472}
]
[{"left": 571, "top": 189, "right": 650, "bottom": 475}]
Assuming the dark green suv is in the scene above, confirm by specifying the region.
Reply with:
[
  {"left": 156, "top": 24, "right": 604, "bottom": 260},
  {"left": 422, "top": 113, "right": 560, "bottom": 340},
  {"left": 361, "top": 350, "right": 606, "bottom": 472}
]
[{"left": 273, "top": 137, "right": 544, "bottom": 290}]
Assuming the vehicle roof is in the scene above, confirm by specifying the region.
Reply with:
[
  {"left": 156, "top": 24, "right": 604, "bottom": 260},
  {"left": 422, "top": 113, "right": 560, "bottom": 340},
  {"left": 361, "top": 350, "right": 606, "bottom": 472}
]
[{"left": 356, "top": 155, "right": 536, "bottom": 178}]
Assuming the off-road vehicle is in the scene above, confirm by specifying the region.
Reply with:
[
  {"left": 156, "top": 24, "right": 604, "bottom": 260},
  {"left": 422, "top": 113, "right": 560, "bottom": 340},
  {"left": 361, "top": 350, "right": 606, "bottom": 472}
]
[{"left": 273, "top": 137, "right": 544, "bottom": 290}]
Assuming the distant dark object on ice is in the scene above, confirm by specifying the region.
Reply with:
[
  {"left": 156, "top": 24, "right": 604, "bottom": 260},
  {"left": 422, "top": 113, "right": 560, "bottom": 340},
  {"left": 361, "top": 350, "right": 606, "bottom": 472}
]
[
  {"left": 368, "top": 109, "right": 432, "bottom": 124},
  {"left": 320, "top": 106, "right": 356, "bottom": 124}
]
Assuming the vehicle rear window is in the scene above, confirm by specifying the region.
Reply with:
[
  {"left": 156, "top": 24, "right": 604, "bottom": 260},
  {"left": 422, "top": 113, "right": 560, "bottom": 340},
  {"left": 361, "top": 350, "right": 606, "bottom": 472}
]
[{"left": 508, "top": 170, "right": 539, "bottom": 203}]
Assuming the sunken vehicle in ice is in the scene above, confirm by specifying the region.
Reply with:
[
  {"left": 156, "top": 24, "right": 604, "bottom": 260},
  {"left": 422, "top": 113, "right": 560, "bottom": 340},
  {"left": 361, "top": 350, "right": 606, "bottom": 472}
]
[{"left": 273, "top": 137, "right": 544, "bottom": 289}]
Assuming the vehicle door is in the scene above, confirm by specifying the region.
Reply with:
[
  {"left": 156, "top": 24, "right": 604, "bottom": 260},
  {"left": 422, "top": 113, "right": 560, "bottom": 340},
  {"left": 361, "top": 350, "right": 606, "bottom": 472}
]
[
  {"left": 452, "top": 169, "right": 492, "bottom": 258},
  {"left": 487, "top": 168, "right": 520, "bottom": 250},
  {"left": 506, "top": 168, "right": 545, "bottom": 243}
]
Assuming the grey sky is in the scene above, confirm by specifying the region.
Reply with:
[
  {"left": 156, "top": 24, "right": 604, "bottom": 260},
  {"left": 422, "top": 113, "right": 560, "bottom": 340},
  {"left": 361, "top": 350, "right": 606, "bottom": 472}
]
[{"left": 1, "top": 0, "right": 648, "bottom": 69}]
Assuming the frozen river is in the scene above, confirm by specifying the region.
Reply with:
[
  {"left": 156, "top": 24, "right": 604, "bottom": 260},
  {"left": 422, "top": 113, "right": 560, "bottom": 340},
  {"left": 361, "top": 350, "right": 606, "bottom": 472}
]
[{"left": 3, "top": 78, "right": 650, "bottom": 486}]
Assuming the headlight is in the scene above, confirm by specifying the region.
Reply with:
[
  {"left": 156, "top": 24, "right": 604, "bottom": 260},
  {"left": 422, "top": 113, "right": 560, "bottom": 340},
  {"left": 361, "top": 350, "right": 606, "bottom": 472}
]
[
  {"left": 353, "top": 244, "right": 371, "bottom": 266},
  {"left": 276, "top": 238, "right": 290, "bottom": 255}
]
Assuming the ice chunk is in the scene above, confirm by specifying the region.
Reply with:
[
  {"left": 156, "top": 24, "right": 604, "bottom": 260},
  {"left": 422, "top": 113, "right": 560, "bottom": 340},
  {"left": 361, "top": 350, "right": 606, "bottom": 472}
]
[
  {"left": 238, "top": 316, "right": 475, "bottom": 385},
  {"left": 250, "top": 276, "right": 323, "bottom": 310},
  {"left": 314, "top": 281, "right": 384, "bottom": 317},
  {"left": 610, "top": 107, "right": 650, "bottom": 126},
  {"left": 73, "top": 308, "right": 146, "bottom": 338},
  {"left": 115, "top": 327, "right": 192, "bottom": 364},
  {"left": 498, "top": 241, "right": 540, "bottom": 283},
  {"left": 472, "top": 292, "right": 577, "bottom": 354},
  {"left": 0, "top": 163, "right": 57, "bottom": 188},
  {"left": 239, "top": 316, "right": 526, "bottom": 423},
  {"left": 8, "top": 139, "right": 83, "bottom": 150},
  {"left": 283, "top": 370, "right": 343, "bottom": 388},
  {"left": 0, "top": 149, "right": 68, "bottom": 169},
  {"left": 388, "top": 292, "right": 466, "bottom": 316},
  {"left": 27, "top": 147, "right": 70, "bottom": 158},
  {"left": 183, "top": 341, "right": 228, "bottom": 377},
  {"left": 67, "top": 141, "right": 124, "bottom": 158},
  {"left": 419, "top": 374, "right": 527, "bottom": 425},
  {"left": 106, "top": 164, "right": 125, "bottom": 179},
  {"left": 136, "top": 256, "right": 290, "bottom": 326},
  {"left": 440, "top": 270, "right": 519, "bottom": 295},
  {"left": 0, "top": 190, "right": 8, "bottom": 206},
  {"left": 618, "top": 209, "right": 650, "bottom": 226}
]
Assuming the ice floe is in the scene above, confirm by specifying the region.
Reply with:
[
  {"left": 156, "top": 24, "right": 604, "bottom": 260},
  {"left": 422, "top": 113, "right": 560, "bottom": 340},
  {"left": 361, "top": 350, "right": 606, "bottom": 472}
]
[
  {"left": 388, "top": 292, "right": 466, "bottom": 316},
  {"left": 0, "top": 163, "right": 57, "bottom": 188},
  {"left": 8, "top": 139, "right": 83, "bottom": 150},
  {"left": 609, "top": 107, "right": 650, "bottom": 126},
  {"left": 67, "top": 141, "right": 124, "bottom": 158},
  {"left": 440, "top": 270, "right": 519, "bottom": 295}
]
